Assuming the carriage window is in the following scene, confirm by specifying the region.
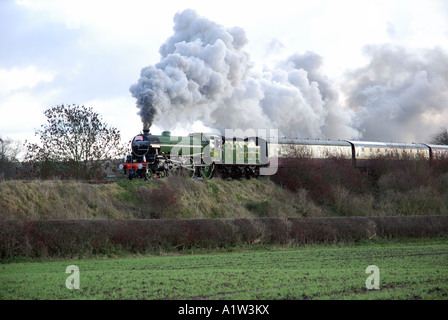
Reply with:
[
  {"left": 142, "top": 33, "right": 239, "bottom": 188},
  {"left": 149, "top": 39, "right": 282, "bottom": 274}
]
[{"left": 247, "top": 140, "right": 256, "bottom": 148}]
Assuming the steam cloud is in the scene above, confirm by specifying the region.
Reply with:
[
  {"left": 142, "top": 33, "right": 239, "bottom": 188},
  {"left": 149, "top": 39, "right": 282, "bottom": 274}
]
[
  {"left": 130, "top": 9, "right": 448, "bottom": 142},
  {"left": 343, "top": 44, "right": 448, "bottom": 142}
]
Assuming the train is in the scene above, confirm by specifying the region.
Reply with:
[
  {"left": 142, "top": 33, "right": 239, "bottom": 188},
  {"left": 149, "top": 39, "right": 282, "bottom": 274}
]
[
  {"left": 119, "top": 129, "right": 268, "bottom": 180},
  {"left": 270, "top": 138, "right": 448, "bottom": 167},
  {"left": 119, "top": 129, "right": 448, "bottom": 180}
]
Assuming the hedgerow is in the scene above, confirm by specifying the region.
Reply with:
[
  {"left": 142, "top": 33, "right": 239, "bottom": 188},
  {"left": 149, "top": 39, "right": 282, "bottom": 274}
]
[{"left": 1, "top": 216, "right": 447, "bottom": 259}]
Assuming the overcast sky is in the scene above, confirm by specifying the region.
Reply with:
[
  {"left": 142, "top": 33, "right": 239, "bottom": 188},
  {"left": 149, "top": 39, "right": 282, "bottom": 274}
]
[{"left": 1, "top": 0, "right": 448, "bottom": 146}]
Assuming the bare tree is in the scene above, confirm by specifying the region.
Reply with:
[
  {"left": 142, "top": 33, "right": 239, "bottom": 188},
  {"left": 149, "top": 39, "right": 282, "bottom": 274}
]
[
  {"left": 25, "top": 104, "right": 127, "bottom": 180},
  {"left": 430, "top": 128, "right": 448, "bottom": 145},
  {"left": 0, "top": 136, "right": 22, "bottom": 180}
]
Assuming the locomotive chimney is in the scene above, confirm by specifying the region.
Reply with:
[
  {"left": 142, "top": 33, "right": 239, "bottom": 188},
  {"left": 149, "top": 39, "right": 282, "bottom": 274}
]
[{"left": 143, "top": 128, "right": 150, "bottom": 138}]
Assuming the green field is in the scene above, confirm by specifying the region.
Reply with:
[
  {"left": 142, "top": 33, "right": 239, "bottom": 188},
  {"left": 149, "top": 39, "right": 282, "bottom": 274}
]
[{"left": 1, "top": 240, "right": 447, "bottom": 300}]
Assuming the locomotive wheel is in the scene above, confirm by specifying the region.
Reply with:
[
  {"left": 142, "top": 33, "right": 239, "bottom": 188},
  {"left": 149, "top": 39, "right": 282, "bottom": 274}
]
[
  {"left": 154, "top": 170, "right": 167, "bottom": 179},
  {"left": 220, "top": 166, "right": 231, "bottom": 180},
  {"left": 128, "top": 169, "right": 138, "bottom": 180},
  {"left": 245, "top": 166, "right": 259, "bottom": 179},
  {"left": 232, "top": 167, "right": 244, "bottom": 180},
  {"left": 141, "top": 168, "right": 152, "bottom": 180},
  {"left": 245, "top": 167, "right": 252, "bottom": 180},
  {"left": 200, "top": 163, "right": 215, "bottom": 179},
  {"left": 253, "top": 166, "right": 260, "bottom": 178}
]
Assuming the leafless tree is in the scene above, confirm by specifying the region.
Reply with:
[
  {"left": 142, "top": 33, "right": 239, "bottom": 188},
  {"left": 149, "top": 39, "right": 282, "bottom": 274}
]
[
  {"left": 430, "top": 128, "right": 448, "bottom": 145},
  {"left": 25, "top": 104, "right": 127, "bottom": 180},
  {"left": 0, "top": 136, "right": 22, "bottom": 180}
]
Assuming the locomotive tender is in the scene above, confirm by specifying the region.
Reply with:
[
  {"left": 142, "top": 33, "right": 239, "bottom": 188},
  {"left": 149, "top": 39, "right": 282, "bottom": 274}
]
[{"left": 120, "top": 129, "right": 448, "bottom": 180}]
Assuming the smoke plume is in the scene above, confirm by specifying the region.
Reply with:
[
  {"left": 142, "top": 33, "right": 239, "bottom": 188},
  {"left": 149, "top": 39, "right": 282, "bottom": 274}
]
[
  {"left": 129, "top": 9, "right": 251, "bottom": 131},
  {"left": 343, "top": 44, "right": 448, "bottom": 142},
  {"left": 130, "top": 9, "right": 358, "bottom": 139},
  {"left": 130, "top": 10, "right": 448, "bottom": 143}
]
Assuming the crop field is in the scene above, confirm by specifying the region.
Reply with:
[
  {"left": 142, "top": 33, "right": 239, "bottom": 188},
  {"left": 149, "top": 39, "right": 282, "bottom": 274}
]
[{"left": 1, "top": 239, "right": 447, "bottom": 300}]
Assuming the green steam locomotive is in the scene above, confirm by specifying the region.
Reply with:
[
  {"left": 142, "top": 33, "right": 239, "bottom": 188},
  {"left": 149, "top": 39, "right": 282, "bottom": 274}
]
[{"left": 119, "top": 129, "right": 268, "bottom": 180}]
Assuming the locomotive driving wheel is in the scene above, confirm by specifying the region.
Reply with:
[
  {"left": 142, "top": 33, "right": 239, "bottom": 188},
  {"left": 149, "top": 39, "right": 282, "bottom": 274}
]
[
  {"left": 143, "top": 168, "right": 153, "bottom": 180},
  {"left": 200, "top": 163, "right": 215, "bottom": 179}
]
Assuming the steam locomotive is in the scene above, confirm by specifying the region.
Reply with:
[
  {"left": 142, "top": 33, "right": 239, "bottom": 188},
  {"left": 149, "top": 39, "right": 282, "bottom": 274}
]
[
  {"left": 120, "top": 129, "right": 448, "bottom": 180},
  {"left": 119, "top": 129, "right": 268, "bottom": 180}
]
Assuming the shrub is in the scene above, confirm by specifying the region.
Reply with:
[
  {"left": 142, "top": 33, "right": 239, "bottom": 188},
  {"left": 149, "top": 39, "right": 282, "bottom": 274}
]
[
  {"left": 2, "top": 216, "right": 448, "bottom": 259},
  {"left": 330, "top": 185, "right": 375, "bottom": 217},
  {"left": 272, "top": 157, "right": 367, "bottom": 205},
  {"left": 136, "top": 183, "right": 179, "bottom": 219},
  {"left": 376, "top": 187, "right": 446, "bottom": 216},
  {"left": 245, "top": 200, "right": 272, "bottom": 217}
]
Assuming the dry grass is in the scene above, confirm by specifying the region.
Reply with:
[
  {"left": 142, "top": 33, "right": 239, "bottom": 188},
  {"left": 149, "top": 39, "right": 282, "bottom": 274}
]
[
  {"left": 0, "top": 177, "right": 317, "bottom": 220},
  {"left": 331, "top": 185, "right": 375, "bottom": 217},
  {"left": 162, "top": 175, "right": 319, "bottom": 219},
  {"left": 0, "top": 180, "right": 132, "bottom": 220},
  {"left": 2, "top": 155, "right": 448, "bottom": 221}
]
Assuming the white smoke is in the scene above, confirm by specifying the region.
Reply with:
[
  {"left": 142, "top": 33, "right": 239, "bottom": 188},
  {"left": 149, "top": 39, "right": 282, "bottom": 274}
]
[
  {"left": 130, "top": 9, "right": 359, "bottom": 139},
  {"left": 129, "top": 9, "right": 251, "bottom": 131},
  {"left": 130, "top": 10, "right": 448, "bottom": 143},
  {"left": 343, "top": 44, "right": 448, "bottom": 142}
]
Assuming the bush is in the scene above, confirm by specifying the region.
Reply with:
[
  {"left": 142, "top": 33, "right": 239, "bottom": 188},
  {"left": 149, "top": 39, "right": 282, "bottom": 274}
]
[
  {"left": 271, "top": 154, "right": 448, "bottom": 217},
  {"left": 272, "top": 157, "right": 367, "bottom": 205},
  {"left": 2, "top": 216, "right": 447, "bottom": 259},
  {"left": 331, "top": 185, "right": 375, "bottom": 216},
  {"left": 245, "top": 200, "right": 272, "bottom": 217},
  {"left": 376, "top": 187, "right": 446, "bottom": 216},
  {"left": 136, "top": 183, "right": 179, "bottom": 219}
]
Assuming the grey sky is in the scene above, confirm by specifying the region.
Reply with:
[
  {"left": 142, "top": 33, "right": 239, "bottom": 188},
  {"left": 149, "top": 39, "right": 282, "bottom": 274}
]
[{"left": 1, "top": 0, "right": 448, "bottom": 145}]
